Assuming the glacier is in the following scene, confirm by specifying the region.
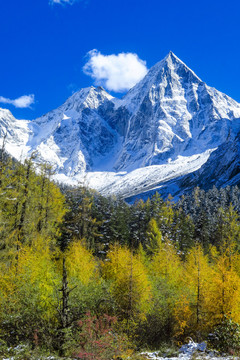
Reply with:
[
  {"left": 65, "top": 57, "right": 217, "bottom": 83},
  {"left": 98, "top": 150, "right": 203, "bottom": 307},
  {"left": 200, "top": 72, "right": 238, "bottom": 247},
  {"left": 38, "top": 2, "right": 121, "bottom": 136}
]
[{"left": 1, "top": 51, "right": 240, "bottom": 199}]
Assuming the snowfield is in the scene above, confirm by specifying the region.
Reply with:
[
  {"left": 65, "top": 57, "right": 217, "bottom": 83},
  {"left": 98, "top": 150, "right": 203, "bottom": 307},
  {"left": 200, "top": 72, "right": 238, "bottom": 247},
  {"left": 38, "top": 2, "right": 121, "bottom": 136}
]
[{"left": 53, "top": 148, "right": 215, "bottom": 198}]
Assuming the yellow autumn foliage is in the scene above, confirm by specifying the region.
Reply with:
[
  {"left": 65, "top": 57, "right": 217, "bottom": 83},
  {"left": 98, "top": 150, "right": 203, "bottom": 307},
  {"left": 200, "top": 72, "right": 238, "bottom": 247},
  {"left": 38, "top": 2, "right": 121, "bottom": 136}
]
[
  {"left": 65, "top": 240, "right": 97, "bottom": 285},
  {"left": 205, "top": 254, "right": 240, "bottom": 327},
  {"left": 182, "top": 244, "right": 213, "bottom": 336},
  {"left": 0, "top": 236, "right": 60, "bottom": 322},
  {"left": 102, "top": 244, "right": 152, "bottom": 320},
  {"left": 150, "top": 239, "right": 183, "bottom": 287}
]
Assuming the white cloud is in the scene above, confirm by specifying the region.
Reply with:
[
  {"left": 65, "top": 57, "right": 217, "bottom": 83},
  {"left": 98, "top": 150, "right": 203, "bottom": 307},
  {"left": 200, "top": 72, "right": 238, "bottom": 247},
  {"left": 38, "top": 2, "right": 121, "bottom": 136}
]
[
  {"left": 0, "top": 94, "right": 35, "bottom": 108},
  {"left": 83, "top": 49, "right": 148, "bottom": 92}
]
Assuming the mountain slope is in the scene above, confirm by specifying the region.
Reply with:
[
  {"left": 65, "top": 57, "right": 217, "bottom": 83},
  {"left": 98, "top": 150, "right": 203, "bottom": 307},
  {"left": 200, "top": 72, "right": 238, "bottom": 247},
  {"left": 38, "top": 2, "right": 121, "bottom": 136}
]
[
  {"left": 1, "top": 52, "right": 240, "bottom": 199},
  {"left": 185, "top": 130, "right": 240, "bottom": 191},
  {"left": 0, "top": 108, "right": 30, "bottom": 160},
  {"left": 27, "top": 86, "right": 119, "bottom": 175}
]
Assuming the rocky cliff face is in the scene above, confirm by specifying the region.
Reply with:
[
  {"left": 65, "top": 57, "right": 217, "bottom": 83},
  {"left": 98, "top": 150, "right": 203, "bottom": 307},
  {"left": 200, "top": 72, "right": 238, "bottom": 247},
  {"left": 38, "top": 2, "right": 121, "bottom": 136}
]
[{"left": 1, "top": 52, "right": 240, "bottom": 199}]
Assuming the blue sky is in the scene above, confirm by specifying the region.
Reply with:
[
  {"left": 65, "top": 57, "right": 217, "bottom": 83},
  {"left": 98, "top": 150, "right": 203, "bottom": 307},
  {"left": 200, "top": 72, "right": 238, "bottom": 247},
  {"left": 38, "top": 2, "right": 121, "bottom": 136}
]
[{"left": 1, "top": 0, "right": 240, "bottom": 119}]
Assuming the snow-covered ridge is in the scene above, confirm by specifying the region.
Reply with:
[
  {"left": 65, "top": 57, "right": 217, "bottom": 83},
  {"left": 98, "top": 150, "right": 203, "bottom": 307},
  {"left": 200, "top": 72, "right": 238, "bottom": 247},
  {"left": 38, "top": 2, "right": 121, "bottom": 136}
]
[
  {"left": 1, "top": 51, "right": 240, "bottom": 199},
  {"left": 0, "top": 108, "right": 31, "bottom": 160}
]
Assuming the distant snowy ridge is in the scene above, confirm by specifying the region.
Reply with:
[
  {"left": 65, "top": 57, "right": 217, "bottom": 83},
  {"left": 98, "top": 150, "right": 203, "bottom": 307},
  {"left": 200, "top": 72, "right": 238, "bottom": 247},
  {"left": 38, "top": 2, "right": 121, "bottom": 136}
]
[{"left": 1, "top": 51, "right": 240, "bottom": 199}]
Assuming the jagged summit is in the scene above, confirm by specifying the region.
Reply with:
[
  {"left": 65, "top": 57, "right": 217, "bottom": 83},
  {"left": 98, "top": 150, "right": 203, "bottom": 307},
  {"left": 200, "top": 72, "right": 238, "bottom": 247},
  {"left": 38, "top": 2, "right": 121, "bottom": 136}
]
[
  {"left": 121, "top": 51, "right": 202, "bottom": 114},
  {"left": 148, "top": 50, "right": 202, "bottom": 83},
  {"left": 0, "top": 107, "right": 30, "bottom": 160},
  {"left": 162, "top": 50, "right": 184, "bottom": 63},
  {"left": 1, "top": 53, "right": 240, "bottom": 199},
  {"left": 163, "top": 50, "right": 194, "bottom": 64},
  {"left": 163, "top": 51, "right": 183, "bottom": 66},
  {"left": 163, "top": 50, "right": 202, "bottom": 82},
  {"left": 60, "top": 85, "right": 113, "bottom": 110}
]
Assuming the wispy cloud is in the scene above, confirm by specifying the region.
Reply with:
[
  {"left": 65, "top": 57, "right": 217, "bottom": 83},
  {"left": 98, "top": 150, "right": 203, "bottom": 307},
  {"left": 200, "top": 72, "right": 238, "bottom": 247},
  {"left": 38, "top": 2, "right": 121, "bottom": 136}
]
[
  {"left": 83, "top": 49, "right": 148, "bottom": 92},
  {"left": 0, "top": 94, "right": 35, "bottom": 108},
  {"left": 50, "top": 0, "right": 79, "bottom": 5}
]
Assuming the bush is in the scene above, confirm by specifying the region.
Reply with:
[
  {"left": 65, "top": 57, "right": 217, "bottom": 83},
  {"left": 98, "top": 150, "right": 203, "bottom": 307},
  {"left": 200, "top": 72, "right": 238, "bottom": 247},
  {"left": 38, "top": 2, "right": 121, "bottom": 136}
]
[
  {"left": 208, "top": 316, "right": 240, "bottom": 354},
  {"left": 73, "top": 311, "right": 129, "bottom": 360}
]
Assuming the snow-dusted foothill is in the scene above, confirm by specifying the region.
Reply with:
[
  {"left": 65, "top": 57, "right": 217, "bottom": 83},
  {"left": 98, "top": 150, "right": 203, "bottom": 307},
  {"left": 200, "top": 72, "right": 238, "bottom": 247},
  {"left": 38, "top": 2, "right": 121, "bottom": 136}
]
[{"left": 1, "top": 52, "right": 240, "bottom": 198}]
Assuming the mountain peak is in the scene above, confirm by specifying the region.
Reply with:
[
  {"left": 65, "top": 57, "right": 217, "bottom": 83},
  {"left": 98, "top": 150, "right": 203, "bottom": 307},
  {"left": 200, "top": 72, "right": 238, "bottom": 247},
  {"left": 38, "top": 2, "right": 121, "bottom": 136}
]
[
  {"left": 163, "top": 51, "right": 192, "bottom": 68},
  {"left": 0, "top": 107, "right": 13, "bottom": 117},
  {"left": 153, "top": 51, "right": 202, "bottom": 83},
  {"left": 122, "top": 51, "right": 203, "bottom": 113},
  {"left": 60, "top": 85, "right": 114, "bottom": 112},
  {"left": 165, "top": 50, "right": 178, "bottom": 60}
]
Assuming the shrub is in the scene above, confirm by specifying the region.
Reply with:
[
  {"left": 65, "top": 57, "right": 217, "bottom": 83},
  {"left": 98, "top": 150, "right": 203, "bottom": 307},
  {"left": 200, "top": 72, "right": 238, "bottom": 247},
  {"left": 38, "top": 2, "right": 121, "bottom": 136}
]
[
  {"left": 208, "top": 316, "right": 240, "bottom": 354},
  {"left": 73, "top": 311, "right": 129, "bottom": 360}
]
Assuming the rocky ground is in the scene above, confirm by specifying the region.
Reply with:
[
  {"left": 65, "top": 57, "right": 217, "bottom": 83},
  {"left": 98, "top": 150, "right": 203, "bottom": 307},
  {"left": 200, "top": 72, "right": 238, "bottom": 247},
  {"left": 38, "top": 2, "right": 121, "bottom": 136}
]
[
  {"left": 1, "top": 341, "right": 239, "bottom": 360},
  {"left": 141, "top": 341, "right": 238, "bottom": 360}
]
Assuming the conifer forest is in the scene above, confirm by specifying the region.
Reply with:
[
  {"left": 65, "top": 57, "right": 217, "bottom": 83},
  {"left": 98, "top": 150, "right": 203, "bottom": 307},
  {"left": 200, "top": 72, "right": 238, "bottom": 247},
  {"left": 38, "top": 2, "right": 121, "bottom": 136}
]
[{"left": 1, "top": 150, "right": 240, "bottom": 359}]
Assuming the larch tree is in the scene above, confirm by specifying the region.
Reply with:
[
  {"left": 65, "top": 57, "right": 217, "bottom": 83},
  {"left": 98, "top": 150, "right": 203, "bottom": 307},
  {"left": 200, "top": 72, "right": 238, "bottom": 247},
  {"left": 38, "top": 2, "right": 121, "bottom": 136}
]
[
  {"left": 183, "top": 244, "right": 213, "bottom": 338},
  {"left": 102, "top": 244, "right": 152, "bottom": 326}
]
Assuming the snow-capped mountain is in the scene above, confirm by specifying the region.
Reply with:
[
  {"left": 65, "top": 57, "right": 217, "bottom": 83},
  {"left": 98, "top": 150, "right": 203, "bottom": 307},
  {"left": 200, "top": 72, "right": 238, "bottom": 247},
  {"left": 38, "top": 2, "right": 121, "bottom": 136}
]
[
  {"left": 0, "top": 108, "right": 30, "bottom": 160},
  {"left": 116, "top": 52, "right": 240, "bottom": 170},
  {"left": 28, "top": 86, "right": 118, "bottom": 175},
  {"left": 1, "top": 51, "right": 240, "bottom": 199}
]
